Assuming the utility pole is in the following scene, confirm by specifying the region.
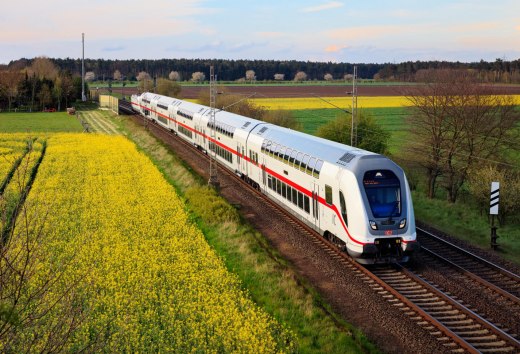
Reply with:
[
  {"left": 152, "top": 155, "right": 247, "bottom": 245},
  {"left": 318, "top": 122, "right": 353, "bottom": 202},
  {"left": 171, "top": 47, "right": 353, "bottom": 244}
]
[
  {"left": 81, "top": 33, "right": 86, "bottom": 102},
  {"left": 351, "top": 65, "right": 358, "bottom": 147},
  {"left": 208, "top": 66, "right": 220, "bottom": 189}
]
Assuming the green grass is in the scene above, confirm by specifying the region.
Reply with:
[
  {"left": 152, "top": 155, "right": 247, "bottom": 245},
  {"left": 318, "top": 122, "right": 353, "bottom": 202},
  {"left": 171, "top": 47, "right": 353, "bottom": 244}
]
[
  {"left": 0, "top": 112, "right": 83, "bottom": 133},
  {"left": 413, "top": 190, "right": 520, "bottom": 264},
  {"left": 292, "top": 107, "right": 410, "bottom": 155}
]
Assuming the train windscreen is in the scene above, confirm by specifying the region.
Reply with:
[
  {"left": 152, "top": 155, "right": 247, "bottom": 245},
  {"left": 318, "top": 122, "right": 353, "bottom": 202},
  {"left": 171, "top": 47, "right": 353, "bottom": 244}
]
[{"left": 363, "top": 170, "right": 401, "bottom": 218}]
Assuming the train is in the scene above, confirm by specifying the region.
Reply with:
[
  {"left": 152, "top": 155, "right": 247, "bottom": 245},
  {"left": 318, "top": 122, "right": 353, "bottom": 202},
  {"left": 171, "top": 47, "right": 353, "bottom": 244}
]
[{"left": 131, "top": 92, "right": 419, "bottom": 264}]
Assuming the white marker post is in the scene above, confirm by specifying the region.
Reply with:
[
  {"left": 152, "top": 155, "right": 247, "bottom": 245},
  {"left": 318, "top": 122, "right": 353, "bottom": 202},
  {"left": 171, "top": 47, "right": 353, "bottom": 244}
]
[{"left": 490, "top": 181, "right": 499, "bottom": 250}]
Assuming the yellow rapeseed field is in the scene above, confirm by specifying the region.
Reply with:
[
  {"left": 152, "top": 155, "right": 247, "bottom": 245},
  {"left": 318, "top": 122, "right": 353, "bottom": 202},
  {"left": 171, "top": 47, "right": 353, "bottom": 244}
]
[
  {"left": 248, "top": 95, "right": 520, "bottom": 110},
  {"left": 4, "top": 133, "right": 294, "bottom": 352},
  {"left": 251, "top": 96, "right": 411, "bottom": 110}
]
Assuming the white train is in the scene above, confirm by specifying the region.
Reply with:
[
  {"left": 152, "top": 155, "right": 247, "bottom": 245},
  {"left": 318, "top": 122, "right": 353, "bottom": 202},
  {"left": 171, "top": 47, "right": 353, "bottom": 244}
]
[{"left": 131, "top": 92, "right": 419, "bottom": 264}]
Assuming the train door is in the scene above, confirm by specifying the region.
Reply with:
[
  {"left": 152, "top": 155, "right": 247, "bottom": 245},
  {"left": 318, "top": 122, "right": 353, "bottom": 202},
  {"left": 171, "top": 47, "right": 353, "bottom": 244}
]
[
  {"left": 151, "top": 102, "right": 157, "bottom": 120},
  {"left": 194, "top": 125, "right": 200, "bottom": 146},
  {"left": 312, "top": 183, "right": 320, "bottom": 230},
  {"left": 237, "top": 143, "right": 245, "bottom": 175},
  {"left": 261, "top": 157, "right": 267, "bottom": 193}
]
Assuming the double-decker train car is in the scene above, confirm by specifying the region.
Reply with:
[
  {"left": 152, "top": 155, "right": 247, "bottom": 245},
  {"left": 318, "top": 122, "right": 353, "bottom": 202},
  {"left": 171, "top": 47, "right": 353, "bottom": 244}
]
[{"left": 131, "top": 92, "right": 419, "bottom": 264}]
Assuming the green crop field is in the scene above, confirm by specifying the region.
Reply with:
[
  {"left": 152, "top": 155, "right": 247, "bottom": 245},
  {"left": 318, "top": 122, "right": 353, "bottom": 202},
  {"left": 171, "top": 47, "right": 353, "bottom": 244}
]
[
  {"left": 0, "top": 112, "right": 83, "bottom": 133},
  {"left": 292, "top": 107, "right": 410, "bottom": 154}
]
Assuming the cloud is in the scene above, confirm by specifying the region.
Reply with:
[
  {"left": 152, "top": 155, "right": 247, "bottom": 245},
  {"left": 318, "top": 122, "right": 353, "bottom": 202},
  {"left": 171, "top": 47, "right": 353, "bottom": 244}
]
[
  {"left": 325, "top": 44, "right": 348, "bottom": 52},
  {"left": 0, "top": 0, "right": 216, "bottom": 43},
  {"left": 102, "top": 46, "right": 125, "bottom": 52},
  {"left": 301, "top": 1, "right": 343, "bottom": 13},
  {"left": 516, "top": 25, "right": 520, "bottom": 31}
]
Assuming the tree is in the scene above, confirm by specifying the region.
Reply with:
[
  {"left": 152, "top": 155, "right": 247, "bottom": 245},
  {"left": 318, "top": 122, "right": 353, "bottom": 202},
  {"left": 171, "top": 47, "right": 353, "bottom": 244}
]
[
  {"left": 136, "top": 71, "right": 152, "bottom": 92},
  {"left": 261, "top": 110, "right": 302, "bottom": 130},
  {"left": 84, "top": 71, "right": 96, "bottom": 82},
  {"left": 0, "top": 71, "right": 23, "bottom": 111},
  {"left": 29, "top": 57, "right": 58, "bottom": 81},
  {"left": 136, "top": 71, "right": 151, "bottom": 82},
  {"left": 198, "top": 87, "right": 265, "bottom": 119},
  {"left": 274, "top": 73, "right": 285, "bottom": 81},
  {"left": 168, "top": 71, "right": 181, "bottom": 81},
  {"left": 191, "top": 72, "right": 205, "bottom": 83},
  {"left": 245, "top": 70, "right": 255, "bottom": 83},
  {"left": 324, "top": 73, "right": 333, "bottom": 81},
  {"left": 38, "top": 83, "right": 52, "bottom": 110},
  {"left": 61, "top": 74, "right": 75, "bottom": 108},
  {"left": 404, "top": 69, "right": 520, "bottom": 202},
  {"left": 113, "top": 70, "right": 122, "bottom": 81},
  {"left": 316, "top": 111, "right": 389, "bottom": 154},
  {"left": 156, "top": 78, "right": 181, "bottom": 97},
  {"left": 344, "top": 74, "right": 353, "bottom": 81},
  {"left": 467, "top": 165, "right": 520, "bottom": 226},
  {"left": 53, "top": 76, "right": 63, "bottom": 111},
  {"left": 294, "top": 71, "right": 307, "bottom": 82}
]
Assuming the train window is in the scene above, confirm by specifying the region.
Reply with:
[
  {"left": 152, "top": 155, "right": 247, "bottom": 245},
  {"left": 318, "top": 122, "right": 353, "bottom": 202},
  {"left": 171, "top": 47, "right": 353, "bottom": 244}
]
[
  {"left": 261, "top": 140, "right": 267, "bottom": 152},
  {"left": 304, "top": 196, "right": 310, "bottom": 213},
  {"left": 295, "top": 152, "right": 304, "bottom": 169},
  {"left": 289, "top": 150, "right": 298, "bottom": 164},
  {"left": 282, "top": 183, "right": 287, "bottom": 198},
  {"left": 325, "top": 185, "right": 333, "bottom": 205},
  {"left": 285, "top": 148, "right": 292, "bottom": 161},
  {"left": 301, "top": 154, "right": 310, "bottom": 172},
  {"left": 268, "top": 175, "right": 273, "bottom": 189},
  {"left": 287, "top": 186, "right": 292, "bottom": 202},
  {"left": 279, "top": 146, "right": 286, "bottom": 160},
  {"left": 271, "top": 143, "right": 278, "bottom": 157},
  {"left": 292, "top": 188, "right": 298, "bottom": 205},
  {"left": 363, "top": 170, "right": 401, "bottom": 218},
  {"left": 276, "top": 179, "right": 281, "bottom": 195},
  {"left": 314, "top": 159, "right": 324, "bottom": 177},
  {"left": 339, "top": 191, "right": 348, "bottom": 227},
  {"left": 298, "top": 192, "right": 304, "bottom": 209},
  {"left": 266, "top": 141, "right": 272, "bottom": 155},
  {"left": 307, "top": 157, "right": 317, "bottom": 175}
]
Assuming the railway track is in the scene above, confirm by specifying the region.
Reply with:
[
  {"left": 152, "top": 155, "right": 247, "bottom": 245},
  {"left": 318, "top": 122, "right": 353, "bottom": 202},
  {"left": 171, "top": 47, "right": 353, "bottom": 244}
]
[
  {"left": 130, "top": 114, "right": 520, "bottom": 353},
  {"left": 416, "top": 228, "right": 520, "bottom": 304}
]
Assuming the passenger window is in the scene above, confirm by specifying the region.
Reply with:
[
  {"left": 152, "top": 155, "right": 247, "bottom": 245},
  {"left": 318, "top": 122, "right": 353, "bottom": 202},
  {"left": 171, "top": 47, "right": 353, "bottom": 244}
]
[
  {"left": 295, "top": 152, "right": 303, "bottom": 168},
  {"left": 289, "top": 150, "right": 298, "bottom": 164},
  {"left": 301, "top": 155, "right": 310, "bottom": 171},
  {"left": 339, "top": 191, "right": 348, "bottom": 227},
  {"left": 307, "top": 157, "right": 317, "bottom": 175},
  {"left": 325, "top": 185, "right": 333, "bottom": 205}
]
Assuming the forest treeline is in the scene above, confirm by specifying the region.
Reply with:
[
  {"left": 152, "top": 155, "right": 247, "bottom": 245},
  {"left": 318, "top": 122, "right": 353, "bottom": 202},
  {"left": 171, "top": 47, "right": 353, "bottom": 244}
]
[{"left": 3, "top": 57, "right": 520, "bottom": 83}]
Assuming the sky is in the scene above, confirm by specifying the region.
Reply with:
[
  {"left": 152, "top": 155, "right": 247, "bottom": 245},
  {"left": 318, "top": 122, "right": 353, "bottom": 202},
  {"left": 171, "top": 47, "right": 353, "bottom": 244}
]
[{"left": 1, "top": 0, "right": 519, "bottom": 65}]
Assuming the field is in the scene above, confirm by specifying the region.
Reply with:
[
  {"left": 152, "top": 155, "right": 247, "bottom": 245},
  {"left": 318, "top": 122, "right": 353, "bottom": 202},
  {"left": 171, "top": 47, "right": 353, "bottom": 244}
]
[{"left": 0, "top": 112, "right": 83, "bottom": 132}]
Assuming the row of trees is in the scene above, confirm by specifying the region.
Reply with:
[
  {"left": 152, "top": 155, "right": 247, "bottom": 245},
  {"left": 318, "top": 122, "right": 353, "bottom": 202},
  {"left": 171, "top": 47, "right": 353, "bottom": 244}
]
[
  {"left": 5, "top": 57, "right": 519, "bottom": 83},
  {"left": 374, "top": 58, "right": 520, "bottom": 83},
  {"left": 0, "top": 57, "right": 85, "bottom": 112}
]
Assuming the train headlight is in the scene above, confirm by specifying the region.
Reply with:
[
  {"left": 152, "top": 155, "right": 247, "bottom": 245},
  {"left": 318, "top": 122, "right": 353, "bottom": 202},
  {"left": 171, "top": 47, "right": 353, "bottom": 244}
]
[
  {"left": 369, "top": 220, "right": 378, "bottom": 230},
  {"left": 399, "top": 218, "right": 407, "bottom": 229}
]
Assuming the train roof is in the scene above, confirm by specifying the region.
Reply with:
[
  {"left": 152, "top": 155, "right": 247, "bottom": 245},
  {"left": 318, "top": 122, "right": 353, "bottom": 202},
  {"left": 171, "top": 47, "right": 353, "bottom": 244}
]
[
  {"left": 138, "top": 93, "right": 384, "bottom": 167},
  {"left": 253, "top": 123, "right": 380, "bottom": 167}
]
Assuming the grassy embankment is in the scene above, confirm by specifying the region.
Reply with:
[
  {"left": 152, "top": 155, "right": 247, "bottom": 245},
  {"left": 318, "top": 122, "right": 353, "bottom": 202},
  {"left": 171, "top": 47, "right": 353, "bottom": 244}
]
[{"left": 0, "top": 110, "right": 378, "bottom": 353}]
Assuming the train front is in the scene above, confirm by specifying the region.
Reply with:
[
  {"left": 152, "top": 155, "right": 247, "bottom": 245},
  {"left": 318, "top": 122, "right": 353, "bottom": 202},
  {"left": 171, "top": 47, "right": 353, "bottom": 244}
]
[{"left": 349, "top": 161, "right": 419, "bottom": 264}]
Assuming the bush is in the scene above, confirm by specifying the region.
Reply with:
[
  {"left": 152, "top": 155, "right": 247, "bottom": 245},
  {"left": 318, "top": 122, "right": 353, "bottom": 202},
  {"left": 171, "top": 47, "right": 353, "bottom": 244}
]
[{"left": 185, "top": 186, "right": 240, "bottom": 225}]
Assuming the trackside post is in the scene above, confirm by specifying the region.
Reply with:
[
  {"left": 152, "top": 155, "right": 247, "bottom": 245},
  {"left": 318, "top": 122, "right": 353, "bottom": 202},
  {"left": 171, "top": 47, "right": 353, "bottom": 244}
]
[{"left": 489, "top": 181, "right": 499, "bottom": 250}]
